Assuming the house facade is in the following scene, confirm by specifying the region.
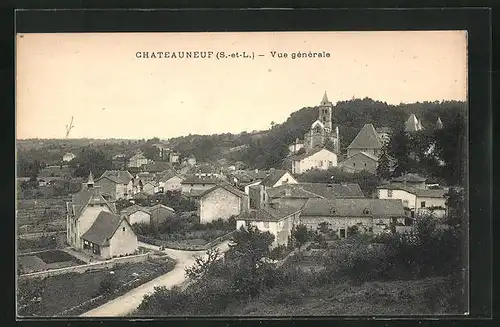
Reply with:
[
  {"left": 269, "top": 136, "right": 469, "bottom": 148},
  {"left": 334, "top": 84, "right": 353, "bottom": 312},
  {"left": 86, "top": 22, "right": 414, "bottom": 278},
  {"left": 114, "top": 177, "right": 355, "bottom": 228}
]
[
  {"left": 377, "top": 185, "right": 447, "bottom": 219},
  {"left": 149, "top": 204, "right": 176, "bottom": 225},
  {"left": 290, "top": 148, "right": 338, "bottom": 174},
  {"left": 159, "top": 173, "right": 184, "bottom": 192},
  {"left": 300, "top": 198, "right": 406, "bottom": 237},
  {"left": 120, "top": 205, "right": 151, "bottom": 225},
  {"left": 81, "top": 211, "right": 138, "bottom": 260},
  {"left": 128, "top": 153, "right": 149, "bottom": 168},
  {"left": 94, "top": 170, "right": 134, "bottom": 200},
  {"left": 251, "top": 169, "right": 298, "bottom": 209},
  {"left": 181, "top": 175, "right": 220, "bottom": 198},
  {"left": 198, "top": 184, "right": 249, "bottom": 223},
  {"left": 236, "top": 203, "right": 301, "bottom": 248},
  {"left": 338, "top": 151, "right": 378, "bottom": 174},
  {"left": 62, "top": 152, "right": 76, "bottom": 162}
]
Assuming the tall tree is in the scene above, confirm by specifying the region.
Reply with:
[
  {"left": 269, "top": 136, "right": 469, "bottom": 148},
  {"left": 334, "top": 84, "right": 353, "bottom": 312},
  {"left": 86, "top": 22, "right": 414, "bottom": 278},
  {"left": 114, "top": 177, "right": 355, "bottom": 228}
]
[
  {"left": 376, "top": 145, "right": 391, "bottom": 180},
  {"left": 73, "top": 148, "right": 112, "bottom": 178},
  {"left": 388, "top": 128, "right": 411, "bottom": 176}
]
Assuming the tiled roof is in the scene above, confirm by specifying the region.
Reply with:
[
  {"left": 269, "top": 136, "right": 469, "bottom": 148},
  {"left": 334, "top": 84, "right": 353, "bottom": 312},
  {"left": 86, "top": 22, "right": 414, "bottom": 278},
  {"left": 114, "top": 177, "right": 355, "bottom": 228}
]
[
  {"left": 289, "top": 147, "right": 335, "bottom": 161},
  {"left": 298, "top": 183, "right": 365, "bottom": 199},
  {"left": 120, "top": 204, "right": 151, "bottom": 216},
  {"left": 391, "top": 173, "right": 427, "bottom": 183},
  {"left": 347, "top": 124, "right": 383, "bottom": 149},
  {"left": 301, "top": 198, "right": 404, "bottom": 218},
  {"left": 149, "top": 203, "right": 175, "bottom": 213},
  {"left": 181, "top": 175, "right": 220, "bottom": 185},
  {"left": 70, "top": 186, "right": 117, "bottom": 217},
  {"left": 261, "top": 169, "right": 294, "bottom": 187},
  {"left": 199, "top": 183, "right": 248, "bottom": 199},
  {"left": 98, "top": 170, "right": 133, "bottom": 185},
  {"left": 158, "top": 170, "right": 181, "bottom": 182},
  {"left": 81, "top": 211, "right": 131, "bottom": 246},
  {"left": 377, "top": 184, "right": 447, "bottom": 198},
  {"left": 267, "top": 184, "right": 323, "bottom": 199},
  {"left": 144, "top": 161, "right": 173, "bottom": 173},
  {"left": 341, "top": 151, "right": 379, "bottom": 164},
  {"left": 239, "top": 203, "right": 301, "bottom": 222}
]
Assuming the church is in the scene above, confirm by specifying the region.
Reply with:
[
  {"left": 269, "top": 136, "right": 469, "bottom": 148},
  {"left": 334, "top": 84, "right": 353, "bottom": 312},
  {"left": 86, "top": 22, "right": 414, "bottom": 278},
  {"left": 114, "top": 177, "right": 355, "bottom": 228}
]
[{"left": 289, "top": 92, "right": 341, "bottom": 155}]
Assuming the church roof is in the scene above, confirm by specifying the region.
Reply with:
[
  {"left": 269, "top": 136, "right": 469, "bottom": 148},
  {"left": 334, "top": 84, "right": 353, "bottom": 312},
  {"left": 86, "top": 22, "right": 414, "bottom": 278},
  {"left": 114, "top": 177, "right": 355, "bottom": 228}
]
[
  {"left": 311, "top": 120, "right": 325, "bottom": 129},
  {"left": 436, "top": 117, "right": 444, "bottom": 129},
  {"left": 320, "top": 92, "right": 331, "bottom": 106},
  {"left": 405, "top": 114, "right": 424, "bottom": 132},
  {"left": 347, "top": 124, "right": 383, "bottom": 149}
]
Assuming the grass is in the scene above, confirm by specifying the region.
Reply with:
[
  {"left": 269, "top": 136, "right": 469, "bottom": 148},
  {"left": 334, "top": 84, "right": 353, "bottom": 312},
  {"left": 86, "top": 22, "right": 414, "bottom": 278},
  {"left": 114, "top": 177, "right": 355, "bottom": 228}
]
[
  {"left": 18, "top": 250, "right": 86, "bottom": 274},
  {"left": 222, "top": 275, "right": 462, "bottom": 316},
  {"left": 17, "top": 260, "right": 175, "bottom": 317}
]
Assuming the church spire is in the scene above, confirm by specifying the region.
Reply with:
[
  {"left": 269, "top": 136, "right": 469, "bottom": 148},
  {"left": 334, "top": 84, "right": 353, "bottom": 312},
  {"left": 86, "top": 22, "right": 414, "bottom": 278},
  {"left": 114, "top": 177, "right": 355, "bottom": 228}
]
[
  {"left": 320, "top": 91, "right": 330, "bottom": 106},
  {"left": 87, "top": 171, "right": 94, "bottom": 188}
]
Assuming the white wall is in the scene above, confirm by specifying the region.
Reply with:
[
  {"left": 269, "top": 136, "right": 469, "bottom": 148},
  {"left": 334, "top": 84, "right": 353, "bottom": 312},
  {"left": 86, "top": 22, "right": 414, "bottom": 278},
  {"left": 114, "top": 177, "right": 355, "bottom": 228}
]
[
  {"left": 272, "top": 171, "right": 298, "bottom": 187},
  {"left": 293, "top": 149, "right": 337, "bottom": 174},
  {"left": 181, "top": 183, "right": 215, "bottom": 194},
  {"left": 109, "top": 220, "right": 138, "bottom": 258},
  {"left": 236, "top": 217, "right": 294, "bottom": 248},
  {"left": 300, "top": 215, "right": 373, "bottom": 236},
  {"left": 163, "top": 176, "right": 183, "bottom": 191},
  {"left": 377, "top": 188, "right": 417, "bottom": 210},
  {"left": 74, "top": 205, "right": 112, "bottom": 249},
  {"left": 200, "top": 188, "right": 241, "bottom": 223},
  {"left": 128, "top": 211, "right": 151, "bottom": 225},
  {"left": 416, "top": 196, "right": 447, "bottom": 218}
]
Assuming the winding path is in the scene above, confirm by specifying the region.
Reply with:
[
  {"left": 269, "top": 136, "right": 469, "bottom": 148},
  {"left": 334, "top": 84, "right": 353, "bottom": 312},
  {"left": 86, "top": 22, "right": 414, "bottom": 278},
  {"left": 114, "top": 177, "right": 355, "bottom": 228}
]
[{"left": 80, "top": 240, "right": 231, "bottom": 317}]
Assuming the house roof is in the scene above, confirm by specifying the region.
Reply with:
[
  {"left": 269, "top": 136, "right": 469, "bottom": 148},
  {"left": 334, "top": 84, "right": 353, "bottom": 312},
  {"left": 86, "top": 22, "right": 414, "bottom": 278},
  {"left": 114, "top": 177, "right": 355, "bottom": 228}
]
[
  {"left": 267, "top": 184, "right": 323, "bottom": 199},
  {"left": 301, "top": 198, "right": 404, "bottom": 218},
  {"left": 377, "top": 184, "right": 447, "bottom": 198},
  {"left": 436, "top": 117, "right": 444, "bottom": 129},
  {"left": 97, "top": 170, "right": 133, "bottom": 185},
  {"left": 120, "top": 204, "right": 151, "bottom": 216},
  {"left": 149, "top": 203, "right": 175, "bottom": 213},
  {"left": 130, "top": 153, "right": 147, "bottom": 160},
  {"left": 239, "top": 203, "right": 301, "bottom": 222},
  {"left": 298, "top": 183, "right": 365, "bottom": 199},
  {"left": 405, "top": 114, "right": 424, "bottom": 132},
  {"left": 347, "top": 124, "right": 383, "bottom": 149},
  {"left": 158, "top": 170, "right": 182, "bottom": 182},
  {"left": 391, "top": 173, "right": 427, "bottom": 183},
  {"left": 199, "top": 183, "right": 248, "bottom": 199},
  {"left": 341, "top": 151, "right": 379, "bottom": 164},
  {"left": 81, "top": 211, "right": 132, "bottom": 246},
  {"left": 181, "top": 175, "right": 220, "bottom": 185},
  {"left": 70, "top": 186, "right": 117, "bottom": 217},
  {"left": 260, "top": 169, "right": 294, "bottom": 187},
  {"left": 320, "top": 91, "right": 331, "bottom": 106},
  {"left": 289, "top": 147, "right": 335, "bottom": 161},
  {"left": 144, "top": 161, "right": 173, "bottom": 173}
]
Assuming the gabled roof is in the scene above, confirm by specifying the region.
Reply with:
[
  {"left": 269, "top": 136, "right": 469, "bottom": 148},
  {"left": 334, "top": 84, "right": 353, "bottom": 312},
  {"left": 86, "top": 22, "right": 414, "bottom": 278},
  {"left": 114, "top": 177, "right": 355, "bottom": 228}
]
[
  {"left": 149, "top": 203, "right": 175, "bottom": 213},
  {"left": 130, "top": 153, "right": 147, "bottom": 160},
  {"left": 158, "top": 170, "right": 182, "bottom": 182},
  {"left": 405, "top": 114, "right": 425, "bottom": 132},
  {"left": 298, "top": 183, "right": 365, "bottom": 199},
  {"left": 239, "top": 203, "right": 301, "bottom": 222},
  {"left": 347, "top": 124, "right": 383, "bottom": 149},
  {"left": 301, "top": 198, "right": 404, "bottom": 218},
  {"left": 199, "top": 183, "right": 248, "bottom": 199},
  {"left": 289, "top": 147, "right": 336, "bottom": 161},
  {"left": 267, "top": 184, "right": 323, "bottom": 199},
  {"left": 81, "top": 211, "right": 133, "bottom": 246},
  {"left": 341, "top": 151, "right": 379, "bottom": 163},
  {"left": 181, "top": 175, "right": 220, "bottom": 185},
  {"left": 436, "top": 117, "right": 444, "bottom": 129},
  {"left": 261, "top": 169, "right": 295, "bottom": 187},
  {"left": 120, "top": 204, "right": 151, "bottom": 216},
  {"left": 391, "top": 173, "right": 427, "bottom": 183},
  {"left": 144, "top": 161, "right": 173, "bottom": 173},
  {"left": 70, "top": 186, "right": 117, "bottom": 217},
  {"left": 97, "top": 170, "right": 133, "bottom": 185},
  {"left": 377, "top": 184, "right": 447, "bottom": 198},
  {"left": 311, "top": 120, "right": 325, "bottom": 129}
]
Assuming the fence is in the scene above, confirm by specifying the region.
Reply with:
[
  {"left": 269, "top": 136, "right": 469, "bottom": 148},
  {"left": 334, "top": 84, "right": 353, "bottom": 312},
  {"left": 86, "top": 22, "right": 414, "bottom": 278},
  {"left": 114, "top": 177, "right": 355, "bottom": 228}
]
[{"left": 18, "top": 253, "right": 151, "bottom": 281}]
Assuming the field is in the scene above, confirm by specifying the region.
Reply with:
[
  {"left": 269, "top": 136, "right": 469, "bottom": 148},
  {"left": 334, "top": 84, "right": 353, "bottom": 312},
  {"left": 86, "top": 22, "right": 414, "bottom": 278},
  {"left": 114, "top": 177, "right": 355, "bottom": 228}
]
[
  {"left": 17, "top": 259, "right": 176, "bottom": 317},
  {"left": 18, "top": 250, "right": 85, "bottom": 274},
  {"left": 16, "top": 198, "right": 68, "bottom": 234}
]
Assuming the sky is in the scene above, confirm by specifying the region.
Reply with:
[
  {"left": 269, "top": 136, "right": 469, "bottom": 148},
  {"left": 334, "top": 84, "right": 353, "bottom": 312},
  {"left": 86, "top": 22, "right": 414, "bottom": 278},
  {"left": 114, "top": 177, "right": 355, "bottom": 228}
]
[{"left": 16, "top": 31, "right": 467, "bottom": 140}]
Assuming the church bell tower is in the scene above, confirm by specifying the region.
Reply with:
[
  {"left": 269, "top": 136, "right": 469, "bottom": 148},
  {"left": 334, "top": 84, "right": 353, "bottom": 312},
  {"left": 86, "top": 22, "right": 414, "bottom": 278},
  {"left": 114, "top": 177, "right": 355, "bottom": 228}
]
[{"left": 319, "top": 91, "right": 333, "bottom": 131}]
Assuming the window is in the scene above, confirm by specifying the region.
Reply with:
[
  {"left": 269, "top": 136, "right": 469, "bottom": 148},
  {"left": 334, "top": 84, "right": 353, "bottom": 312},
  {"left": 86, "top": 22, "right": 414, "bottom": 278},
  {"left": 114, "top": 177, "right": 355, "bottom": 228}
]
[
  {"left": 411, "top": 211, "right": 415, "bottom": 218},
  {"left": 387, "top": 190, "right": 393, "bottom": 198},
  {"left": 363, "top": 209, "right": 370, "bottom": 215},
  {"left": 263, "top": 221, "right": 269, "bottom": 228},
  {"left": 339, "top": 228, "right": 346, "bottom": 238},
  {"left": 403, "top": 200, "right": 409, "bottom": 207},
  {"left": 421, "top": 201, "right": 426, "bottom": 208},
  {"left": 353, "top": 162, "right": 356, "bottom": 167},
  {"left": 190, "top": 184, "right": 194, "bottom": 187},
  {"left": 122, "top": 227, "right": 126, "bottom": 232},
  {"left": 364, "top": 163, "right": 367, "bottom": 167},
  {"left": 319, "top": 161, "right": 323, "bottom": 167}
]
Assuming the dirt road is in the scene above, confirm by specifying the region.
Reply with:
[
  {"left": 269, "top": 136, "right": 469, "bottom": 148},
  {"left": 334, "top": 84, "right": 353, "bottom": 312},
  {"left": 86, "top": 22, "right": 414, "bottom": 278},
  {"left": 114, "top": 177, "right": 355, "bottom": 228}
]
[{"left": 80, "top": 240, "right": 231, "bottom": 317}]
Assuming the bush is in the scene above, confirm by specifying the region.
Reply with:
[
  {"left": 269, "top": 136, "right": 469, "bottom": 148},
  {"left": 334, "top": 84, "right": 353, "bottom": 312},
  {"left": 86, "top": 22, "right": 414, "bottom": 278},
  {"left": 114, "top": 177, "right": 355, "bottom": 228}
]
[{"left": 97, "top": 274, "right": 118, "bottom": 295}]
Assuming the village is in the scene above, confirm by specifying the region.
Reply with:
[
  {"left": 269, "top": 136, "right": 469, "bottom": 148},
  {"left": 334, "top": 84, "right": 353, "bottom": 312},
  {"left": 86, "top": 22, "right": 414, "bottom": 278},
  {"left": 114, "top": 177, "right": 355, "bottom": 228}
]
[{"left": 16, "top": 93, "right": 464, "bottom": 317}]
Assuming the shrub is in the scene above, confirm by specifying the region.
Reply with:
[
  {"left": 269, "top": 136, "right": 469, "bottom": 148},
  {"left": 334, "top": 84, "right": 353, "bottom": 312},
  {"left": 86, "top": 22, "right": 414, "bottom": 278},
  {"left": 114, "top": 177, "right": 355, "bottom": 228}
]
[{"left": 97, "top": 274, "right": 118, "bottom": 295}]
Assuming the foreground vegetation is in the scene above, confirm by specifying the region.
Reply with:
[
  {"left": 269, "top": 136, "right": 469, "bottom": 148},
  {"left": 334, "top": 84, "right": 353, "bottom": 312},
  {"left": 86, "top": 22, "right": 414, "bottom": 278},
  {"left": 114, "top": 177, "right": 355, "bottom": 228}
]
[{"left": 134, "top": 193, "right": 465, "bottom": 316}]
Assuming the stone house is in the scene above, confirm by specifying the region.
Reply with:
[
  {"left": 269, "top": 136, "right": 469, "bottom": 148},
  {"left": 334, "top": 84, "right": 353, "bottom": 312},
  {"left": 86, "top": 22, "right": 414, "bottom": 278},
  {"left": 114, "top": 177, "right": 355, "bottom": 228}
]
[
  {"left": 181, "top": 175, "right": 220, "bottom": 199},
  {"left": 95, "top": 170, "right": 134, "bottom": 200},
  {"left": 236, "top": 202, "right": 302, "bottom": 248},
  {"left": 338, "top": 151, "right": 379, "bottom": 174},
  {"left": 158, "top": 171, "right": 184, "bottom": 192},
  {"left": 249, "top": 169, "right": 298, "bottom": 209},
  {"left": 66, "top": 172, "right": 118, "bottom": 250},
  {"left": 148, "top": 204, "right": 176, "bottom": 225},
  {"left": 128, "top": 153, "right": 149, "bottom": 168},
  {"left": 198, "top": 184, "right": 249, "bottom": 224},
  {"left": 346, "top": 123, "right": 383, "bottom": 159},
  {"left": 81, "top": 211, "right": 138, "bottom": 260},
  {"left": 300, "top": 198, "right": 406, "bottom": 237}
]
